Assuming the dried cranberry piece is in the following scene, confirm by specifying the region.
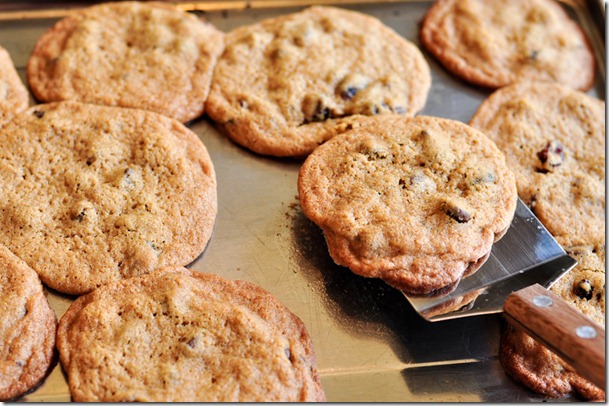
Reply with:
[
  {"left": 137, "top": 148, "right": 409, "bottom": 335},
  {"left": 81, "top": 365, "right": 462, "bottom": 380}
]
[{"left": 536, "top": 140, "right": 565, "bottom": 173}]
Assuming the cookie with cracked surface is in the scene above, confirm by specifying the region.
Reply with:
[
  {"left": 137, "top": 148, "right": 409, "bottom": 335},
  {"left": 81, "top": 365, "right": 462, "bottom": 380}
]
[
  {"left": 205, "top": 6, "right": 431, "bottom": 157},
  {"left": 0, "top": 101, "right": 217, "bottom": 295},
  {"left": 57, "top": 266, "right": 325, "bottom": 402},
  {"left": 0, "top": 46, "right": 28, "bottom": 126},
  {"left": 297, "top": 114, "right": 517, "bottom": 294},
  {"left": 0, "top": 244, "right": 57, "bottom": 401},
  {"left": 420, "top": 0, "right": 596, "bottom": 90},
  {"left": 27, "top": 1, "right": 224, "bottom": 123},
  {"left": 499, "top": 244, "right": 605, "bottom": 400},
  {"left": 469, "top": 81, "right": 605, "bottom": 248}
]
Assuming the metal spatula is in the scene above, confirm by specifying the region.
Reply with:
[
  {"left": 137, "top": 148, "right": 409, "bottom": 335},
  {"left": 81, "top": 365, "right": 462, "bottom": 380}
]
[{"left": 404, "top": 198, "right": 606, "bottom": 390}]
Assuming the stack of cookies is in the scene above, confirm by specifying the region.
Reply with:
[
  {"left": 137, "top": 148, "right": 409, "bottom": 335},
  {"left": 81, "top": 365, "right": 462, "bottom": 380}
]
[{"left": 297, "top": 114, "right": 517, "bottom": 296}]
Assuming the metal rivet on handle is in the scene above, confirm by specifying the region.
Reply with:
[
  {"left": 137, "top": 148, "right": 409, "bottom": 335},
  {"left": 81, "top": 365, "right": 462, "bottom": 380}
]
[
  {"left": 532, "top": 295, "right": 553, "bottom": 307},
  {"left": 576, "top": 325, "right": 597, "bottom": 339}
]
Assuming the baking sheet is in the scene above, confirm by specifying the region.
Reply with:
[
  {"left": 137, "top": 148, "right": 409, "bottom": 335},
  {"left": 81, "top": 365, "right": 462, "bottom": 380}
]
[{"left": 0, "top": 0, "right": 604, "bottom": 402}]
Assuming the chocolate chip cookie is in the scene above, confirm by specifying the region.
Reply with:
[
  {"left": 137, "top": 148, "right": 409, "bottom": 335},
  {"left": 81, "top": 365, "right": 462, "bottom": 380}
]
[
  {"left": 0, "top": 45, "right": 28, "bottom": 126},
  {"left": 420, "top": 0, "right": 596, "bottom": 90},
  {"left": 469, "top": 81, "right": 605, "bottom": 248},
  {"left": 499, "top": 244, "right": 605, "bottom": 400},
  {"left": 205, "top": 6, "right": 431, "bottom": 157},
  {"left": 0, "top": 244, "right": 57, "bottom": 401},
  {"left": 297, "top": 114, "right": 517, "bottom": 294},
  {"left": 57, "top": 267, "right": 325, "bottom": 402},
  {"left": 0, "top": 101, "right": 217, "bottom": 295},
  {"left": 27, "top": 1, "right": 224, "bottom": 123}
]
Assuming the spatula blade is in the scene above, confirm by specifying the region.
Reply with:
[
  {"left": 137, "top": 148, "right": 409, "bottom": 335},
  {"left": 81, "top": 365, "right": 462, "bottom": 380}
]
[{"left": 405, "top": 198, "right": 577, "bottom": 321}]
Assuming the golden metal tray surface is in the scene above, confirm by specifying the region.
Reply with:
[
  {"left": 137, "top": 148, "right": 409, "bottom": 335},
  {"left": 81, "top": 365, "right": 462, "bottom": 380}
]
[{"left": 0, "top": 0, "right": 605, "bottom": 402}]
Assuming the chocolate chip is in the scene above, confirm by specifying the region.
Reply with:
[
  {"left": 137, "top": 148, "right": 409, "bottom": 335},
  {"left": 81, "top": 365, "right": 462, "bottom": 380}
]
[
  {"left": 32, "top": 110, "right": 45, "bottom": 119},
  {"left": 302, "top": 94, "right": 332, "bottom": 123},
  {"left": 337, "top": 73, "right": 369, "bottom": 101},
  {"left": 536, "top": 140, "right": 564, "bottom": 173},
  {"left": 73, "top": 209, "right": 87, "bottom": 222},
  {"left": 317, "top": 107, "right": 330, "bottom": 121},
  {"left": 574, "top": 279, "right": 594, "bottom": 300},
  {"left": 341, "top": 87, "right": 359, "bottom": 100},
  {"left": 447, "top": 207, "right": 472, "bottom": 223},
  {"left": 443, "top": 201, "right": 472, "bottom": 223},
  {"left": 186, "top": 337, "right": 197, "bottom": 348}
]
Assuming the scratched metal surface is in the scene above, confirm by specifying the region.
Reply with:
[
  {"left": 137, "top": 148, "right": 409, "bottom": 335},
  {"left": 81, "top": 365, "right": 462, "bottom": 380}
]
[{"left": 0, "top": 0, "right": 604, "bottom": 402}]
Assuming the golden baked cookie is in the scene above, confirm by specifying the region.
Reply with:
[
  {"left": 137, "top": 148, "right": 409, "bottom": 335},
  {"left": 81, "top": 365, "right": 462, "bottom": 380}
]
[
  {"left": 27, "top": 1, "right": 224, "bottom": 123},
  {"left": 420, "top": 0, "right": 596, "bottom": 90},
  {"left": 469, "top": 81, "right": 605, "bottom": 248},
  {"left": 57, "top": 267, "right": 325, "bottom": 402},
  {"left": 205, "top": 6, "right": 431, "bottom": 157},
  {"left": 500, "top": 325, "right": 605, "bottom": 400},
  {"left": 554, "top": 245, "right": 605, "bottom": 324},
  {"left": 0, "top": 244, "right": 57, "bottom": 401},
  {"left": 297, "top": 114, "right": 517, "bottom": 295},
  {"left": 0, "top": 101, "right": 217, "bottom": 295},
  {"left": 0, "top": 45, "right": 28, "bottom": 126},
  {"left": 499, "top": 244, "right": 605, "bottom": 400}
]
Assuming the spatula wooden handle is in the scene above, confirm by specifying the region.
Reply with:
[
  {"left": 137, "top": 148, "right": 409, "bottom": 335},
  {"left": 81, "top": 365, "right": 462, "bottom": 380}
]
[{"left": 503, "top": 283, "right": 605, "bottom": 390}]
